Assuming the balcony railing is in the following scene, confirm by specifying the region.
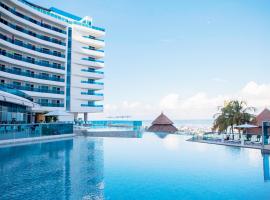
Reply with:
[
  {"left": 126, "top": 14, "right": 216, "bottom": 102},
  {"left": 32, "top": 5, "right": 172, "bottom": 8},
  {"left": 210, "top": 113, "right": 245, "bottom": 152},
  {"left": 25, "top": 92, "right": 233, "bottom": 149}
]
[
  {"left": 0, "top": 33, "right": 65, "bottom": 58},
  {"left": 81, "top": 81, "right": 104, "bottom": 85},
  {"left": 0, "top": 123, "right": 73, "bottom": 141},
  {"left": 37, "top": 102, "right": 64, "bottom": 107},
  {"left": 82, "top": 58, "right": 104, "bottom": 63},
  {"left": 81, "top": 104, "right": 103, "bottom": 107},
  {"left": 81, "top": 69, "right": 104, "bottom": 74},
  {"left": 18, "top": 0, "right": 105, "bottom": 32},
  {"left": 82, "top": 47, "right": 104, "bottom": 53},
  {"left": 0, "top": 67, "right": 65, "bottom": 82},
  {"left": 82, "top": 36, "right": 104, "bottom": 42},
  {"left": 0, "top": 84, "right": 33, "bottom": 101},
  {"left": 0, "top": 17, "right": 66, "bottom": 46},
  {"left": 0, "top": 50, "right": 65, "bottom": 70},
  {"left": 2, "top": 83, "right": 64, "bottom": 94},
  {"left": 81, "top": 92, "right": 104, "bottom": 96},
  {"left": 0, "top": 2, "right": 66, "bottom": 34}
]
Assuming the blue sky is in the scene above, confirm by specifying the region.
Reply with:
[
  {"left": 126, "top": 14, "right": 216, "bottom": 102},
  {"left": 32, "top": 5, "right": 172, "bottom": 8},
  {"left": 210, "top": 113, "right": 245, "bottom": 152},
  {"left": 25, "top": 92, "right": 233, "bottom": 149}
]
[{"left": 32, "top": 0, "right": 270, "bottom": 119}]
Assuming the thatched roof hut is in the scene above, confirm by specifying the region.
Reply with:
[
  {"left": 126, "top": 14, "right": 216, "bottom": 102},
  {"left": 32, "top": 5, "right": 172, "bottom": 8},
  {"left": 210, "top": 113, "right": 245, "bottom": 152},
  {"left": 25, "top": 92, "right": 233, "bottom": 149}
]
[{"left": 147, "top": 113, "right": 178, "bottom": 133}]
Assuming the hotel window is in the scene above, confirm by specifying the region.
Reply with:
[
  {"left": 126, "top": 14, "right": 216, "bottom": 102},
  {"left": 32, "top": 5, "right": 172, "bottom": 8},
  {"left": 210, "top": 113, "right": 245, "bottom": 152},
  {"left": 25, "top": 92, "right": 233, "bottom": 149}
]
[
  {"left": 41, "top": 73, "right": 49, "bottom": 78},
  {"left": 41, "top": 60, "right": 49, "bottom": 66},
  {"left": 42, "top": 48, "right": 50, "bottom": 54},
  {"left": 14, "top": 39, "right": 23, "bottom": 46},
  {"left": 13, "top": 81, "right": 21, "bottom": 86},
  {"left": 14, "top": 53, "right": 22, "bottom": 59},
  {"left": 28, "top": 43, "right": 35, "bottom": 50},
  {"left": 26, "top": 56, "right": 35, "bottom": 63}
]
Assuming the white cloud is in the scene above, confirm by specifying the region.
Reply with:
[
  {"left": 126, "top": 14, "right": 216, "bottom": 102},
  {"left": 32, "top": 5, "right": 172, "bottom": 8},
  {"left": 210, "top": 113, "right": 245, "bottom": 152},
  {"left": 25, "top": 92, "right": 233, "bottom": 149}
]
[{"left": 95, "top": 81, "right": 270, "bottom": 120}]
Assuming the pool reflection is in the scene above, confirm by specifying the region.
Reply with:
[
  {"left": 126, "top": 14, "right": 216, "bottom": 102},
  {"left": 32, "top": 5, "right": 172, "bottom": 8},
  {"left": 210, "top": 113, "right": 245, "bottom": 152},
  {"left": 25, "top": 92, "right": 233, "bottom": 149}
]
[
  {"left": 0, "top": 138, "right": 104, "bottom": 200},
  {"left": 263, "top": 153, "right": 270, "bottom": 182}
]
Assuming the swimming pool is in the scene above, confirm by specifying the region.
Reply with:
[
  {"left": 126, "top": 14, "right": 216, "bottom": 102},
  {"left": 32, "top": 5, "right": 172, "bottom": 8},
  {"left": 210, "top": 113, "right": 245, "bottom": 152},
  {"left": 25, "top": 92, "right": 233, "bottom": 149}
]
[{"left": 0, "top": 133, "right": 269, "bottom": 200}]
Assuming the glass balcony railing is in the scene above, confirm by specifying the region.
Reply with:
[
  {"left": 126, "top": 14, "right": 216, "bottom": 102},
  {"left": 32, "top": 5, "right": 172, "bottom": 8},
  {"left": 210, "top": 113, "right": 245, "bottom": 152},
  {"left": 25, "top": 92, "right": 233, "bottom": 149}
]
[
  {"left": 81, "top": 104, "right": 103, "bottom": 107},
  {"left": 0, "top": 33, "right": 65, "bottom": 58},
  {"left": 81, "top": 69, "right": 104, "bottom": 74},
  {"left": 0, "top": 50, "right": 65, "bottom": 70},
  {"left": 0, "top": 2, "right": 66, "bottom": 34},
  {"left": 37, "top": 102, "right": 64, "bottom": 107},
  {"left": 81, "top": 81, "right": 104, "bottom": 85},
  {"left": 2, "top": 83, "right": 64, "bottom": 94},
  {"left": 0, "top": 84, "right": 33, "bottom": 101},
  {"left": 82, "top": 47, "right": 104, "bottom": 53},
  {"left": 82, "top": 36, "right": 105, "bottom": 42},
  {"left": 0, "top": 18, "right": 66, "bottom": 46},
  {"left": 18, "top": 0, "right": 105, "bottom": 32},
  {"left": 81, "top": 92, "right": 104, "bottom": 96},
  {"left": 0, "top": 67, "right": 65, "bottom": 82},
  {"left": 81, "top": 58, "right": 104, "bottom": 63}
]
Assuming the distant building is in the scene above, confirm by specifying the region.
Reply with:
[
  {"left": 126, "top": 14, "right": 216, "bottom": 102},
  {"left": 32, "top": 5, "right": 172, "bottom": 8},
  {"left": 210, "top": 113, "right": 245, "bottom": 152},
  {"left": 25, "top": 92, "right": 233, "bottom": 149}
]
[
  {"left": 250, "top": 108, "right": 270, "bottom": 135},
  {"left": 148, "top": 113, "right": 178, "bottom": 133},
  {"left": 0, "top": 0, "right": 105, "bottom": 122}
]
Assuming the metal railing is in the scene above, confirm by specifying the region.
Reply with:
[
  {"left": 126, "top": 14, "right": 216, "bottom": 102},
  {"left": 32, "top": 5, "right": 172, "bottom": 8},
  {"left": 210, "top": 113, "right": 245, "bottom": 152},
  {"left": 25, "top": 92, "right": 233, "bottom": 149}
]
[
  {"left": 81, "top": 92, "right": 104, "bottom": 96},
  {"left": 81, "top": 104, "right": 103, "bottom": 108},
  {"left": 0, "top": 50, "right": 65, "bottom": 70},
  {"left": 81, "top": 69, "right": 104, "bottom": 74},
  {"left": 0, "top": 17, "right": 66, "bottom": 46},
  {"left": 0, "top": 123, "right": 73, "bottom": 140},
  {"left": 82, "top": 58, "right": 104, "bottom": 63},
  {"left": 0, "top": 66, "right": 64, "bottom": 82},
  {"left": 0, "top": 2, "right": 66, "bottom": 34},
  {"left": 0, "top": 33, "right": 65, "bottom": 58},
  {"left": 18, "top": 0, "right": 105, "bottom": 32},
  {"left": 1, "top": 83, "right": 64, "bottom": 95},
  {"left": 82, "top": 46, "right": 104, "bottom": 53},
  {"left": 81, "top": 81, "right": 104, "bottom": 85},
  {"left": 36, "top": 102, "right": 64, "bottom": 107},
  {"left": 0, "top": 84, "right": 33, "bottom": 101}
]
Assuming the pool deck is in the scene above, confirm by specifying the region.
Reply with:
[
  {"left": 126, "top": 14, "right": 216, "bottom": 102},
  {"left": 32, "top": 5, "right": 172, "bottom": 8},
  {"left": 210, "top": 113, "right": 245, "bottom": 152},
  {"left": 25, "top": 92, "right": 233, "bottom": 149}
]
[
  {"left": 0, "top": 134, "right": 76, "bottom": 147},
  {"left": 188, "top": 138, "right": 270, "bottom": 153}
]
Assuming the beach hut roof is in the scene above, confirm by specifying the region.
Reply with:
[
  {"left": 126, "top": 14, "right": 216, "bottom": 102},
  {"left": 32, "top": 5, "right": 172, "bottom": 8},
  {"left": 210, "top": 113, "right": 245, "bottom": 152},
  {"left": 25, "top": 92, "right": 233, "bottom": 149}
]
[
  {"left": 148, "top": 113, "right": 178, "bottom": 133},
  {"left": 151, "top": 113, "right": 174, "bottom": 125},
  {"left": 255, "top": 108, "right": 270, "bottom": 126}
]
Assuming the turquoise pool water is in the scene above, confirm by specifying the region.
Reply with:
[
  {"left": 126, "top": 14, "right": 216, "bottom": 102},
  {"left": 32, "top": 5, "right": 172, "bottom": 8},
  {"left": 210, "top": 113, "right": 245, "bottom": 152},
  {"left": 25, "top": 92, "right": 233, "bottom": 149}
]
[{"left": 0, "top": 133, "right": 269, "bottom": 200}]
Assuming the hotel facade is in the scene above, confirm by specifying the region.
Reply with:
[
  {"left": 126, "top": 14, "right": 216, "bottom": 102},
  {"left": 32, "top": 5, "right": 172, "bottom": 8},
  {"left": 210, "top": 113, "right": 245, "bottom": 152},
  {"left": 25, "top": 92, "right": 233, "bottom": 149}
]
[{"left": 0, "top": 0, "right": 105, "bottom": 123}]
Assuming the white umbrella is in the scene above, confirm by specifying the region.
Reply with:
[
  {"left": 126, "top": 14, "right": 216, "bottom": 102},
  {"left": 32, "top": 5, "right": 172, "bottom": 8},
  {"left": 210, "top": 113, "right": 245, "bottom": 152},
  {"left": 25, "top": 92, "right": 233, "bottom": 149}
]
[
  {"left": 44, "top": 110, "right": 73, "bottom": 116},
  {"left": 235, "top": 123, "right": 258, "bottom": 129},
  {"left": 235, "top": 123, "right": 258, "bottom": 144}
]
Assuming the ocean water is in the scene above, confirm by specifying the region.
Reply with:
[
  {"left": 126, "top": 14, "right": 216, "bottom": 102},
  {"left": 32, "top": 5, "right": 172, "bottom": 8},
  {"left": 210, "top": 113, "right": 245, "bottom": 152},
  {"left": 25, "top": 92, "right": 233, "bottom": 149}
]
[{"left": 0, "top": 133, "right": 269, "bottom": 200}]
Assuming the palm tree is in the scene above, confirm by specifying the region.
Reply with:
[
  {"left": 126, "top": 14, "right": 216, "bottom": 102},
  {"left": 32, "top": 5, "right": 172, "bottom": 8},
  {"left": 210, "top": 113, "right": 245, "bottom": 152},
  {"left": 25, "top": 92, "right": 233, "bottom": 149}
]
[{"left": 213, "top": 100, "right": 256, "bottom": 139}]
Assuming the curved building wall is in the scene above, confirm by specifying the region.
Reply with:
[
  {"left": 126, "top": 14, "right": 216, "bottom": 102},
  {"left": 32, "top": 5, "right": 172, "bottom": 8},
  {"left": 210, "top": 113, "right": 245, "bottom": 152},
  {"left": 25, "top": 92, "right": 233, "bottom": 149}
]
[{"left": 0, "top": 0, "right": 105, "bottom": 115}]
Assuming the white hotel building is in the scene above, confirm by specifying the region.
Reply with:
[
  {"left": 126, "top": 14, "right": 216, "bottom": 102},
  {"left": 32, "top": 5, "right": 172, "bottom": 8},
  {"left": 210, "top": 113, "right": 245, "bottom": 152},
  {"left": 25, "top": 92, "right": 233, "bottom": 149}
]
[{"left": 0, "top": 0, "right": 105, "bottom": 121}]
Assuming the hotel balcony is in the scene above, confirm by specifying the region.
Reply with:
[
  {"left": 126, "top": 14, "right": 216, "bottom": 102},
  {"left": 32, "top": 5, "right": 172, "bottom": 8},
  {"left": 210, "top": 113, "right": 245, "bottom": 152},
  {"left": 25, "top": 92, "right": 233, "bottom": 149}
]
[
  {"left": 79, "top": 92, "right": 104, "bottom": 101},
  {"left": 79, "top": 80, "right": 104, "bottom": 90},
  {"left": 73, "top": 58, "right": 104, "bottom": 69},
  {"left": 14, "top": 0, "right": 68, "bottom": 27},
  {"left": 0, "top": 33, "right": 66, "bottom": 62},
  {"left": 0, "top": 67, "right": 65, "bottom": 86},
  {"left": 1, "top": 83, "right": 64, "bottom": 95},
  {"left": 73, "top": 35, "right": 105, "bottom": 49},
  {"left": 0, "top": 17, "right": 66, "bottom": 50},
  {"left": 78, "top": 47, "right": 105, "bottom": 59},
  {"left": 78, "top": 69, "right": 104, "bottom": 79},
  {"left": 72, "top": 24, "right": 105, "bottom": 38},
  {"left": 0, "top": 50, "right": 65, "bottom": 70},
  {"left": 0, "top": 3, "right": 66, "bottom": 38}
]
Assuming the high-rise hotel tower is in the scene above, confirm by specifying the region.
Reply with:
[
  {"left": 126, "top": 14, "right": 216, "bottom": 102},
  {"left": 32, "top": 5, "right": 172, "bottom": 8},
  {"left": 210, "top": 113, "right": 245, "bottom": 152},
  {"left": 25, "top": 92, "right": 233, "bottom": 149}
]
[{"left": 0, "top": 0, "right": 105, "bottom": 121}]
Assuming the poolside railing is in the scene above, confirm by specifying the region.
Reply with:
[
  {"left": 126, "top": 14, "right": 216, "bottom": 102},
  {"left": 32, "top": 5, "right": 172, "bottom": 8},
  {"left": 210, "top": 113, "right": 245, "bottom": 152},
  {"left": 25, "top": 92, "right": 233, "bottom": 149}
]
[{"left": 0, "top": 123, "right": 73, "bottom": 140}]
